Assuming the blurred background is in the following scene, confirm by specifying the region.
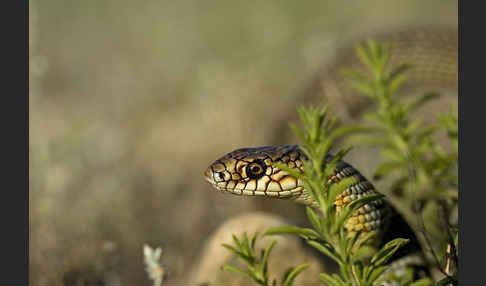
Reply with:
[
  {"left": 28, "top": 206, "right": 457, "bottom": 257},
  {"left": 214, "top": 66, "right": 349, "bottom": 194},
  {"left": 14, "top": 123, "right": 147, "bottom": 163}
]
[{"left": 29, "top": 1, "right": 457, "bottom": 285}]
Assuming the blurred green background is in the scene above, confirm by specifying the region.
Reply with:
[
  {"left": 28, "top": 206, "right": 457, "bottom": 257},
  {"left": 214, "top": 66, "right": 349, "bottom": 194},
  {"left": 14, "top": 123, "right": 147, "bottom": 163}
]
[{"left": 29, "top": 1, "right": 457, "bottom": 285}]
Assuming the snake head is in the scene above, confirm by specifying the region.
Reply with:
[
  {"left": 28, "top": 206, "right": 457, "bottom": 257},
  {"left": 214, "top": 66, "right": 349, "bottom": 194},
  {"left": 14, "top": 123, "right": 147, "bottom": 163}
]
[
  {"left": 204, "top": 144, "right": 389, "bottom": 234},
  {"left": 204, "top": 145, "right": 305, "bottom": 198}
]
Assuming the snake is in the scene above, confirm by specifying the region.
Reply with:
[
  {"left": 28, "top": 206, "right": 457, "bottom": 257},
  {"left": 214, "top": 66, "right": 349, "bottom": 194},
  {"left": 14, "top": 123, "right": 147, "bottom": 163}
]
[
  {"left": 204, "top": 144, "right": 425, "bottom": 282},
  {"left": 202, "top": 27, "right": 457, "bottom": 282}
]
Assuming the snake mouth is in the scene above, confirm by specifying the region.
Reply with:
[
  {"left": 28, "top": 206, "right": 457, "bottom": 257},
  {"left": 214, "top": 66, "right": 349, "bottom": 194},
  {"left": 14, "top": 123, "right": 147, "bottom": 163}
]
[{"left": 207, "top": 183, "right": 304, "bottom": 199}]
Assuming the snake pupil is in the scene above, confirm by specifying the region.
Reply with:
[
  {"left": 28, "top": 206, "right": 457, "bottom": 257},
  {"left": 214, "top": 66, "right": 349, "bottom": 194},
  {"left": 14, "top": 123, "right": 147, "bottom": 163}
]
[{"left": 246, "top": 160, "right": 266, "bottom": 179}]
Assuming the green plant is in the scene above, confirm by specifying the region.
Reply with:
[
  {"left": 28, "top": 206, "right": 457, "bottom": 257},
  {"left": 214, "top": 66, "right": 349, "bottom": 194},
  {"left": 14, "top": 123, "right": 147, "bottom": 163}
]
[
  {"left": 221, "top": 232, "right": 310, "bottom": 286},
  {"left": 341, "top": 40, "right": 458, "bottom": 283}
]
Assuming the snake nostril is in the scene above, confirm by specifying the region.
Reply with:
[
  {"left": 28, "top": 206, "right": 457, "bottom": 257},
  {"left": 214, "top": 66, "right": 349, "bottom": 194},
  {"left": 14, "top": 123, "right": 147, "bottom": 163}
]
[{"left": 204, "top": 167, "right": 214, "bottom": 181}]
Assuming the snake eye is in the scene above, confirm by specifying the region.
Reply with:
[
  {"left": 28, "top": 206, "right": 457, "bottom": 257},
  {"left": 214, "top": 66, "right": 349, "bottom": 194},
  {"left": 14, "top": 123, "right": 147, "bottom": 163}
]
[
  {"left": 246, "top": 160, "right": 266, "bottom": 179},
  {"left": 214, "top": 172, "right": 226, "bottom": 182}
]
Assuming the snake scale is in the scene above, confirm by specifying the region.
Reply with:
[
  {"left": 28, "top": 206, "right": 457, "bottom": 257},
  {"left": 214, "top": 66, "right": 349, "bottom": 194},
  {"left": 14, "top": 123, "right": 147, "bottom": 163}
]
[{"left": 201, "top": 27, "right": 457, "bottom": 283}]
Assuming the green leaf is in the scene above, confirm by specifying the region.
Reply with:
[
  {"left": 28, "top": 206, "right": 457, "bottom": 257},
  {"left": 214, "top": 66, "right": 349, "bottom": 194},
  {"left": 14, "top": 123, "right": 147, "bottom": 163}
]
[
  {"left": 347, "top": 230, "right": 363, "bottom": 253},
  {"left": 248, "top": 270, "right": 263, "bottom": 284},
  {"left": 381, "top": 148, "right": 405, "bottom": 163},
  {"left": 338, "top": 235, "right": 351, "bottom": 262},
  {"left": 251, "top": 232, "right": 258, "bottom": 249},
  {"left": 261, "top": 240, "right": 277, "bottom": 274},
  {"left": 415, "top": 125, "right": 439, "bottom": 143},
  {"left": 356, "top": 44, "right": 374, "bottom": 70},
  {"left": 282, "top": 264, "right": 310, "bottom": 286},
  {"left": 388, "top": 63, "right": 410, "bottom": 81},
  {"left": 272, "top": 162, "right": 304, "bottom": 179},
  {"left": 354, "top": 231, "right": 378, "bottom": 250},
  {"left": 306, "top": 206, "right": 322, "bottom": 234},
  {"left": 221, "top": 243, "right": 239, "bottom": 254},
  {"left": 222, "top": 244, "right": 254, "bottom": 265},
  {"left": 221, "top": 264, "right": 249, "bottom": 276},
  {"left": 307, "top": 240, "right": 342, "bottom": 264},
  {"left": 232, "top": 234, "right": 242, "bottom": 250},
  {"left": 319, "top": 273, "right": 342, "bottom": 286},
  {"left": 388, "top": 74, "right": 406, "bottom": 94},
  {"left": 370, "top": 238, "right": 409, "bottom": 267},
  {"left": 354, "top": 249, "right": 377, "bottom": 266},
  {"left": 405, "top": 92, "right": 440, "bottom": 113},
  {"left": 338, "top": 263, "right": 351, "bottom": 282},
  {"left": 331, "top": 273, "right": 347, "bottom": 286},
  {"left": 241, "top": 232, "right": 250, "bottom": 255},
  {"left": 366, "top": 265, "right": 387, "bottom": 283},
  {"left": 352, "top": 262, "right": 364, "bottom": 282},
  {"left": 339, "top": 68, "right": 367, "bottom": 83},
  {"left": 328, "top": 176, "right": 357, "bottom": 207},
  {"left": 324, "top": 149, "right": 351, "bottom": 177},
  {"left": 348, "top": 193, "right": 384, "bottom": 211},
  {"left": 349, "top": 81, "right": 375, "bottom": 97},
  {"left": 222, "top": 242, "right": 253, "bottom": 261}
]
